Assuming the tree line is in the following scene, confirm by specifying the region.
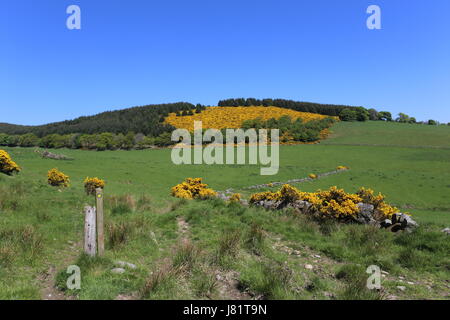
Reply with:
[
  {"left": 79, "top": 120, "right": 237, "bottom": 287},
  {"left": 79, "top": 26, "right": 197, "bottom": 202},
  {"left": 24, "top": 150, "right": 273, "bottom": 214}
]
[
  {"left": 0, "top": 132, "right": 176, "bottom": 150},
  {"left": 218, "top": 98, "right": 444, "bottom": 125},
  {"left": 0, "top": 102, "right": 200, "bottom": 137},
  {"left": 217, "top": 98, "right": 364, "bottom": 117}
]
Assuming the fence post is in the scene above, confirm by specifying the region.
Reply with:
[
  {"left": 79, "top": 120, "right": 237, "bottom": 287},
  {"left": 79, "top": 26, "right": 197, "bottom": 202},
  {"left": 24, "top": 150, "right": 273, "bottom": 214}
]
[
  {"left": 83, "top": 206, "right": 97, "bottom": 256},
  {"left": 96, "top": 188, "right": 105, "bottom": 256}
]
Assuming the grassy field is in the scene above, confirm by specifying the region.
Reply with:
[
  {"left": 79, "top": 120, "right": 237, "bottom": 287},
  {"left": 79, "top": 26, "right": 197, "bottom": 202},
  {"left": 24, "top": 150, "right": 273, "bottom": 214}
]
[
  {"left": 0, "top": 121, "right": 449, "bottom": 300},
  {"left": 323, "top": 121, "right": 450, "bottom": 148}
]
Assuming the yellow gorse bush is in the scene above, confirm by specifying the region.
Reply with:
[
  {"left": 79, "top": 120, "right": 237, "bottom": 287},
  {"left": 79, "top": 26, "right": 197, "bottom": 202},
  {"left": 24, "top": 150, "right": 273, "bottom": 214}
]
[
  {"left": 0, "top": 150, "right": 21, "bottom": 175},
  {"left": 250, "top": 184, "right": 399, "bottom": 220},
  {"left": 336, "top": 165, "right": 349, "bottom": 170},
  {"left": 171, "top": 178, "right": 217, "bottom": 200},
  {"left": 84, "top": 177, "right": 105, "bottom": 195},
  {"left": 308, "top": 173, "right": 317, "bottom": 179},
  {"left": 165, "top": 106, "right": 330, "bottom": 132},
  {"left": 229, "top": 193, "right": 242, "bottom": 202},
  {"left": 47, "top": 168, "right": 70, "bottom": 187},
  {"left": 356, "top": 187, "right": 399, "bottom": 218}
]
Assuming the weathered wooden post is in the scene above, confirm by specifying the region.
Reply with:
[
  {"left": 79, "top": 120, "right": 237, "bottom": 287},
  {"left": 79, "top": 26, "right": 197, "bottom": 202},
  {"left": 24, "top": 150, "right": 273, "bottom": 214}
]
[
  {"left": 96, "top": 188, "right": 105, "bottom": 256},
  {"left": 84, "top": 206, "right": 97, "bottom": 256}
]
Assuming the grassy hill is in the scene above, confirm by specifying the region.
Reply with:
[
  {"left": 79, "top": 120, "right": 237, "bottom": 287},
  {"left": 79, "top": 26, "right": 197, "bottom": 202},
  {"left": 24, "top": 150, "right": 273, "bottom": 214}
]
[
  {"left": 0, "top": 121, "right": 449, "bottom": 300},
  {"left": 323, "top": 121, "right": 450, "bottom": 148}
]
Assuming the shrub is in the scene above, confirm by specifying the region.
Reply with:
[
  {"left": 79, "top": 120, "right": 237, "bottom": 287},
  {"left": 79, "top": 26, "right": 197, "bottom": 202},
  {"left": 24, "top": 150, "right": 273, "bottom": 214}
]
[
  {"left": 171, "top": 178, "right": 217, "bottom": 200},
  {"left": 229, "top": 193, "right": 241, "bottom": 203},
  {"left": 336, "top": 165, "right": 349, "bottom": 170},
  {"left": 172, "top": 241, "right": 200, "bottom": 272},
  {"left": 244, "top": 223, "right": 266, "bottom": 255},
  {"left": 308, "top": 173, "right": 317, "bottom": 179},
  {"left": 107, "top": 221, "right": 133, "bottom": 249},
  {"left": 250, "top": 184, "right": 400, "bottom": 221},
  {"left": 356, "top": 187, "right": 399, "bottom": 219},
  {"left": 107, "top": 194, "right": 136, "bottom": 215},
  {"left": 84, "top": 177, "right": 105, "bottom": 195},
  {"left": 0, "top": 150, "right": 20, "bottom": 175},
  {"left": 47, "top": 168, "right": 70, "bottom": 187},
  {"left": 141, "top": 264, "right": 179, "bottom": 299},
  {"left": 213, "top": 229, "right": 241, "bottom": 267},
  {"left": 339, "top": 108, "right": 358, "bottom": 121}
]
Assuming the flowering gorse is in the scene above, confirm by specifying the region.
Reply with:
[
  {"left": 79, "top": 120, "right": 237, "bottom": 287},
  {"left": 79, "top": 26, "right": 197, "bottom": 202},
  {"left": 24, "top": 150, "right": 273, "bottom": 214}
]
[
  {"left": 229, "top": 193, "right": 242, "bottom": 203},
  {"left": 0, "top": 150, "right": 21, "bottom": 175},
  {"left": 356, "top": 187, "right": 399, "bottom": 218},
  {"left": 47, "top": 168, "right": 70, "bottom": 187},
  {"left": 171, "top": 178, "right": 217, "bottom": 200},
  {"left": 165, "top": 106, "right": 330, "bottom": 132},
  {"left": 84, "top": 177, "right": 105, "bottom": 195},
  {"left": 250, "top": 184, "right": 400, "bottom": 220}
]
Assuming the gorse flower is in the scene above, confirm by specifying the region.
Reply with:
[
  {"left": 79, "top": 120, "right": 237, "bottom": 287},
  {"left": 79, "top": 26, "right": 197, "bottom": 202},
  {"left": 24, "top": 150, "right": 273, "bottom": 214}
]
[
  {"left": 250, "top": 184, "right": 400, "bottom": 220},
  {"left": 165, "top": 106, "right": 330, "bottom": 132},
  {"left": 0, "top": 150, "right": 21, "bottom": 175},
  {"left": 47, "top": 168, "right": 69, "bottom": 187},
  {"left": 84, "top": 177, "right": 105, "bottom": 195},
  {"left": 356, "top": 187, "right": 399, "bottom": 218},
  {"left": 171, "top": 178, "right": 217, "bottom": 200},
  {"left": 229, "top": 193, "right": 242, "bottom": 203}
]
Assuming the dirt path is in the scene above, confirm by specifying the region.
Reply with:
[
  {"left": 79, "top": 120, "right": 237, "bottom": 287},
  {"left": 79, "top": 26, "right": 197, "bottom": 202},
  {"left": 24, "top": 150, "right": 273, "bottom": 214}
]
[
  {"left": 38, "top": 240, "right": 81, "bottom": 300},
  {"left": 214, "top": 270, "right": 254, "bottom": 300},
  {"left": 176, "top": 216, "right": 253, "bottom": 300},
  {"left": 177, "top": 217, "right": 190, "bottom": 244}
]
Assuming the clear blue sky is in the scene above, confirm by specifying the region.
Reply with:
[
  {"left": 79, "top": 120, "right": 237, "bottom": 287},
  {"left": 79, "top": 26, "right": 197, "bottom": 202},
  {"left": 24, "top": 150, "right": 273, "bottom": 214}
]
[{"left": 2, "top": 0, "right": 450, "bottom": 125}]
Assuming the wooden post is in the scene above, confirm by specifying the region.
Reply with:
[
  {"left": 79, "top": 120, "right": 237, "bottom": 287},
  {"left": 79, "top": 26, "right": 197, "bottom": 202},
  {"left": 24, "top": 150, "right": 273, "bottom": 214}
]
[
  {"left": 96, "top": 188, "right": 105, "bottom": 256},
  {"left": 84, "top": 206, "right": 97, "bottom": 256}
]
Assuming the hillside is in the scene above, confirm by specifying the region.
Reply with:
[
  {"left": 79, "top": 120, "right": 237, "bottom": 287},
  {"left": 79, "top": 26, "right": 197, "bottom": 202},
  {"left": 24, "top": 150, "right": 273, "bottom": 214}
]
[
  {"left": 323, "top": 121, "right": 450, "bottom": 148},
  {"left": 0, "top": 99, "right": 359, "bottom": 137},
  {"left": 165, "top": 106, "right": 331, "bottom": 131}
]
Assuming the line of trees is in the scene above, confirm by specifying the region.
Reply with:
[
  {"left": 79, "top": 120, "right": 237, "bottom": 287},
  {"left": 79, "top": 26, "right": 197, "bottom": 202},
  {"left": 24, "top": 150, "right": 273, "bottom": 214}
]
[
  {"left": 217, "top": 98, "right": 447, "bottom": 125},
  {"left": 0, "top": 102, "right": 202, "bottom": 137},
  {"left": 218, "top": 98, "right": 361, "bottom": 117},
  {"left": 0, "top": 132, "right": 176, "bottom": 150},
  {"left": 392, "top": 112, "right": 443, "bottom": 125}
]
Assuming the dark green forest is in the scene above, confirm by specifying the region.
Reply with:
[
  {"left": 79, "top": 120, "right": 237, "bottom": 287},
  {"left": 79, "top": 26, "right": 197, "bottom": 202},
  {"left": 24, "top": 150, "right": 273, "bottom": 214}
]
[
  {"left": 218, "top": 98, "right": 362, "bottom": 117},
  {"left": 0, "top": 102, "right": 196, "bottom": 137}
]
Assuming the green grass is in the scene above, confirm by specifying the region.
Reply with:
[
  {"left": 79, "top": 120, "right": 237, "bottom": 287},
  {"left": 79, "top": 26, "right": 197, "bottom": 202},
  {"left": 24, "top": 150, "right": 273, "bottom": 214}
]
[
  {"left": 323, "top": 121, "right": 450, "bottom": 148},
  {"left": 0, "top": 121, "right": 449, "bottom": 300}
]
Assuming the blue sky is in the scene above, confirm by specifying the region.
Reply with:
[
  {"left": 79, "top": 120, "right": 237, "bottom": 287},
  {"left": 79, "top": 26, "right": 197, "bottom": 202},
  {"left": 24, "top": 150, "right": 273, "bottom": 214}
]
[{"left": 2, "top": 0, "right": 450, "bottom": 125}]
